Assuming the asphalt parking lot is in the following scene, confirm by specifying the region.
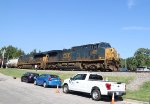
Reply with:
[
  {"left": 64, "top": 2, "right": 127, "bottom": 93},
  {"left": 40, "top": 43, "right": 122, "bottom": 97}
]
[{"left": 0, "top": 73, "right": 147, "bottom": 104}]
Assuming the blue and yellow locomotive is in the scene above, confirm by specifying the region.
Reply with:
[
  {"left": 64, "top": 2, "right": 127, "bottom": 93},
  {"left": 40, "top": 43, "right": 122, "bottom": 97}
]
[{"left": 17, "top": 42, "right": 120, "bottom": 71}]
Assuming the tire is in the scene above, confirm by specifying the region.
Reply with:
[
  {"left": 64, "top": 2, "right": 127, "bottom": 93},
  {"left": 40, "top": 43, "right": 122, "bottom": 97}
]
[
  {"left": 25, "top": 78, "right": 29, "bottom": 83},
  {"left": 63, "top": 84, "right": 69, "bottom": 93},
  {"left": 21, "top": 77, "right": 26, "bottom": 82},
  {"left": 43, "top": 82, "right": 47, "bottom": 88},
  {"left": 91, "top": 89, "right": 101, "bottom": 101},
  {"left": 21, "top": 78, "right": 23, "bottom": 82},
  {"left": 34, "top": 80, "right": 37, "bottom": 85}
]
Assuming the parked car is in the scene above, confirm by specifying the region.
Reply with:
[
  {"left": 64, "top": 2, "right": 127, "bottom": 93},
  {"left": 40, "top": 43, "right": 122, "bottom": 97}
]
[
  {"left": 63, "top": 73, "right": 126, "bottom": 101},
  {"left": 21, "top": 72, "right": 39, "bottom": 83},
  {"left": 34, "top": 74, "right": 62, "bottom": 88},
  {"left": 119, "top": 68, "right": 128, "bottom": 72},
  {"left": 136, "top": 66, "right": 150, "bottom": 72}
]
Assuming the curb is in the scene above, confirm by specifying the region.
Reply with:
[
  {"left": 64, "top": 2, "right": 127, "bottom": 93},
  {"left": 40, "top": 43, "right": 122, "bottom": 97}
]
[{"left": 124, "top": 99, "right": 149, "bottom": 104}]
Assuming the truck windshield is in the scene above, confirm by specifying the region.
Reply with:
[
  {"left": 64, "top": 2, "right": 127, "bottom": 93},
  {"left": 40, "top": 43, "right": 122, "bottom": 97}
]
[{"left": 89, "top": 74, "right": 103, "bottom": 80}]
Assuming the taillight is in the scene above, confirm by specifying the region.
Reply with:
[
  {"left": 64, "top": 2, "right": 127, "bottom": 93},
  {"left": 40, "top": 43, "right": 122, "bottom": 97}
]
[
  {"left": 105, "top": 83, "right": 111, "bottom": 90},
  {"left": 48, "top": 78, "right": 52, "bottom": 81}
]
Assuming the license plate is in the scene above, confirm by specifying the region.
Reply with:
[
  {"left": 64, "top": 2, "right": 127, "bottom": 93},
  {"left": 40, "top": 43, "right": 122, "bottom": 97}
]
[{"left": 116, "top": 92, "right": 119, "bottom": 95}]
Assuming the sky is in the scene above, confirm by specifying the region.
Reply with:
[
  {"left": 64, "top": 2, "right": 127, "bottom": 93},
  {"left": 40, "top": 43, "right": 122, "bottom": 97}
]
[{"left": 0, "top": 0, "right": 150, "bottom": 59}]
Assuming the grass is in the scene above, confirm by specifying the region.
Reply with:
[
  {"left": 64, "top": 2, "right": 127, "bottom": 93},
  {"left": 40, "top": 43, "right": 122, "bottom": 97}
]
[
  {"left": 0, "top": 68, "right": 133, "bottom": 83},
  {"left": 0, "top": 68, "right": 74, "bottom": 81},
  {"left": 124, "top": 81, "right": 150, "bottom": 102},
  {"left": 1, "top": 68, "right": 149, "bottom": 101},
  {"left": 0, "top": 68, "right": 27, "bottom": 78}
]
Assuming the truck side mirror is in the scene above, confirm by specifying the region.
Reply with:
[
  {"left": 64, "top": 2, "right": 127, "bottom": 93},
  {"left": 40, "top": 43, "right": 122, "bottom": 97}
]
[{"left": 70, "top": 77, "right": 73, "bottom": 80}]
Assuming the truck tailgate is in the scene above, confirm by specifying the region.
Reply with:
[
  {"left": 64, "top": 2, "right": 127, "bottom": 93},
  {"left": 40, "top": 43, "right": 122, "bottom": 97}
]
[{"left": 111, "top": 82, "right": 126, "bottom": 91}]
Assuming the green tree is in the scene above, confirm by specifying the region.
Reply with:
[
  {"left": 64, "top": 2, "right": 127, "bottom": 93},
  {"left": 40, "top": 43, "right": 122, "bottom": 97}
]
[
  {"left": 126, "top": 57, "right": 137, "bottom": 71},
  {"left": 126, "top": 48, "right": 150, "bottom": 71},
  {"left": 134, "top": 48, "right": 150, "bottom": 67},
  {"left": 120, "top": 58, "right": 125, "bottom": 68},
  {"left": 0, "top": 45, "right": 25, "bottom": 59},
  {"left": 29, "top": 49, "right": 37, "bottom": 55}
]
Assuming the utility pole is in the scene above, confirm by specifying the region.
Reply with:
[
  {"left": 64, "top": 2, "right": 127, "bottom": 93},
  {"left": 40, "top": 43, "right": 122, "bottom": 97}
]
[
  {"left": 1, "top": 49, "right": 6, "bottom": 68},
  {"left": 6, "top": 54, "right": 9, "bottom": 69}
]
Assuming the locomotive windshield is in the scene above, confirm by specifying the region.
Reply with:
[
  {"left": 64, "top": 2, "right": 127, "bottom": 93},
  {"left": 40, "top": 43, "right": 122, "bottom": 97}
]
[{"left": 97, "top": 42, "right": 111, "bottom": 48}]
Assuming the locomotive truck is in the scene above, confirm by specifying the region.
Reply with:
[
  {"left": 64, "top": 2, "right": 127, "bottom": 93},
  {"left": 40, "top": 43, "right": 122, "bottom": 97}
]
[{"left": 17, "top": 42, "right": 120, "bottom": 71}]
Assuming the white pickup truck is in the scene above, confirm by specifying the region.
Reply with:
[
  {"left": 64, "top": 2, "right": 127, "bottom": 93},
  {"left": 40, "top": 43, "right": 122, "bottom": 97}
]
[{"left": 63, "top": 73, "right": 126, "bottom": 101}]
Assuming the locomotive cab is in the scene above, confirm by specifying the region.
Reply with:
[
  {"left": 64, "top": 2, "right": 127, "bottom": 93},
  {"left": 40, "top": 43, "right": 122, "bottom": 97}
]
[
  {"left": 105, "top": 48, "right": 120, "bottom": 71},
  {"left": 105, "top": 48, "right": 119, "bottom": 60}
]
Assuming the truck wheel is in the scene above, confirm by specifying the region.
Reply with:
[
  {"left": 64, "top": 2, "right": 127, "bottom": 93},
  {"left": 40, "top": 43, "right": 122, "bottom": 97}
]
[
  {"left": 63, "top": 84, "right": 69, "bottom": 93},
  {"left": 91, "top": 89, "right": 101, "bottom": 101}
]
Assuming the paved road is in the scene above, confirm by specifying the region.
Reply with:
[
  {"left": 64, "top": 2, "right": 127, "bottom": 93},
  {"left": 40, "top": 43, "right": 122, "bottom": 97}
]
[{"left": 0, "top": 73, "right": 148, "bottom": 104}]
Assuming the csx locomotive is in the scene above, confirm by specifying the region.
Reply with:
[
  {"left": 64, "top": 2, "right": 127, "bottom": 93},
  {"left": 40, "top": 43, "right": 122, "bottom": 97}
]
[{"left": 17, "top": 42, "right": 120, "bottom": 71}]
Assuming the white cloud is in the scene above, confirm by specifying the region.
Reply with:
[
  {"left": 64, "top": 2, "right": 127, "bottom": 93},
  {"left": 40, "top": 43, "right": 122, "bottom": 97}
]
[
  {"left": 122, "top": 26, "right": 150, "bottom": 30},
  {"left": 128, "top": 0, "right": 136, "bottom": 9}
]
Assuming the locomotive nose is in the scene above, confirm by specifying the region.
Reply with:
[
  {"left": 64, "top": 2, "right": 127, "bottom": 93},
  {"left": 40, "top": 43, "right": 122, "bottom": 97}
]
[{"left": 110, "top": 48, "right": 119, "bottom": 60}]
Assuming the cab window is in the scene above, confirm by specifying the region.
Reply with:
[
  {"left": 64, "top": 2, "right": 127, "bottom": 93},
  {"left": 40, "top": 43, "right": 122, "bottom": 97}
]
[
  {"left": 73, "top": 74, "right": 87, "bottom": 80},
  {"left": 89, "top": 74, "right": 103, "bottom": 80}
]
